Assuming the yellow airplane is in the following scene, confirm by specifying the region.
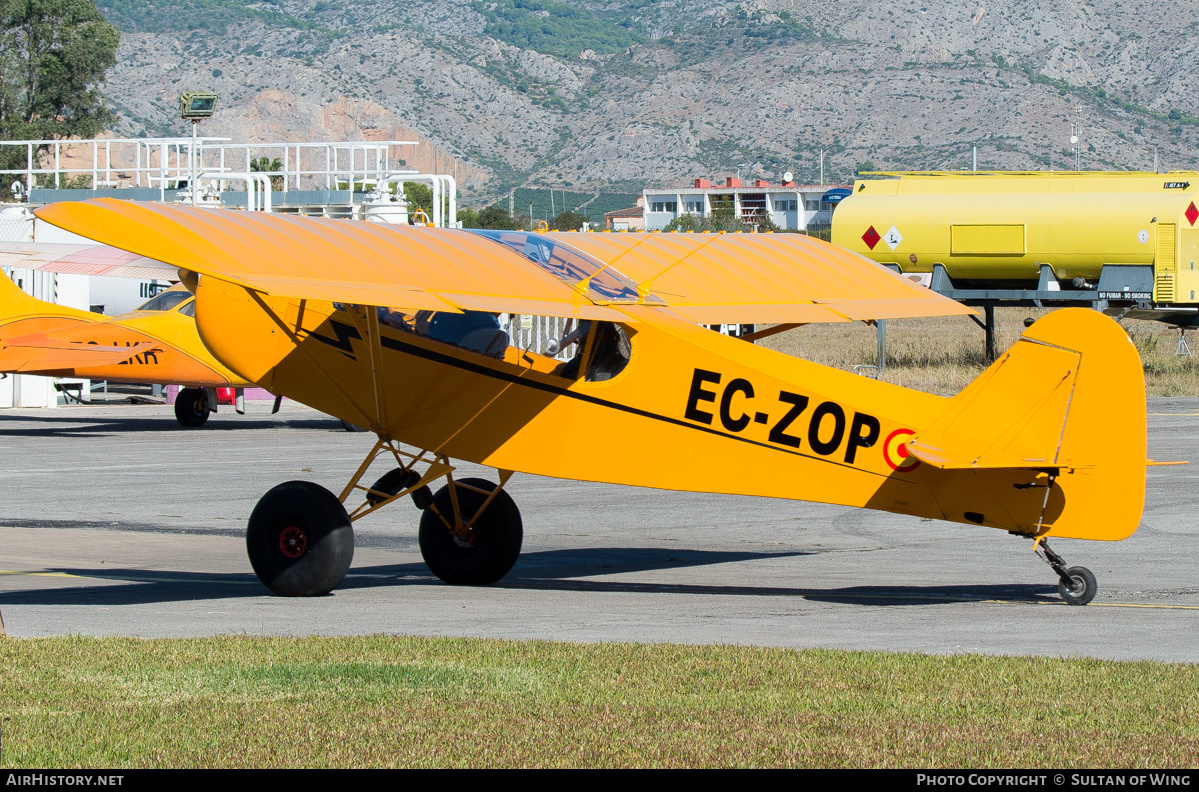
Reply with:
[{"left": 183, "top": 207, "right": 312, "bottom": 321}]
[
  {"left": 0, "top": 261, "right": 253, "bottom": 426},
  {"left": 35, "top": 199, "right": 1151, "bottom": 605}
]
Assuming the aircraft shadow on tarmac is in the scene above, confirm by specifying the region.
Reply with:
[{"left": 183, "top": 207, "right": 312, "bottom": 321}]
[
  {"left": 0, "top": 547, "right": 1058, "bottom": 607},
  {"left": 0, "top": 412, "right": 341, "bottom": 436}
]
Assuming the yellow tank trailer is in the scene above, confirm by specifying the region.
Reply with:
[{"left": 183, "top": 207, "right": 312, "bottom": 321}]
[{"left": 832, "top": 172, "right": 1199, "bottom": 321}]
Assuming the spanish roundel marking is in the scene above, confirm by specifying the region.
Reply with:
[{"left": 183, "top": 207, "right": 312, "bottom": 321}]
[{"left": 883, "top": 428, "right": 920, "bottom": 471}]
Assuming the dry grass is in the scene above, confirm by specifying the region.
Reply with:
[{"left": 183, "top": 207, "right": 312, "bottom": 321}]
[
  {"left": 759, "top": 308, "right": 1199, "bottom": 397},
  {"left": 1, "top": 635, "right": 1197, "bottom": 768}
]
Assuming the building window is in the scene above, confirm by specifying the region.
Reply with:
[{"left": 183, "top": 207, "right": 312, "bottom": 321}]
[
  {"left": 650, "top": 201, "right": 677, "bottom": 213},
  {"left": 773, "top": 199, "right": 798, "bottom": 211},
  {"left": 684, "top": 200, "right": 703, "bottom": 213},
  {"left": 805, "top": 199, "right": 820, "bottom": 211}
]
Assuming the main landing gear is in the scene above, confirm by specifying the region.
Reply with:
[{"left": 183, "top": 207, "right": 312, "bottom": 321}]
[
  {"left": 174, "top": 387, "right": 210, "bottom": 427},
  {"left": 1035, "top": 537, "right": 1098, "bottom": 606},
  {"left": 244, "top": 437, "right": 522, "bottom": 596}
]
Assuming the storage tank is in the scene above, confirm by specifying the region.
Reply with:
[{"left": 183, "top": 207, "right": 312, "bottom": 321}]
[{"left": 831, "top": 172, "right": 1199, "bottom": 304}]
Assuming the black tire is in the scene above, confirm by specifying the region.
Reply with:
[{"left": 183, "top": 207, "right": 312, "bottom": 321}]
[
  {"left": 418, "top": 477, "right": 522, "bottom": 585},
  {"left": 1058, "top": 565, "right": 1098, "bottom": 606},
  {"left": 247, "top": 480, "right": 354, "bottom": 596},
  {"left": 340, "top": 419, "right": 368, "bottom": 432},
  {"left": 174, "top": 388, "right": 209, "bottom": 427},
  {"left": 366, "top": 467, "right": 420, "bottom": 506}
]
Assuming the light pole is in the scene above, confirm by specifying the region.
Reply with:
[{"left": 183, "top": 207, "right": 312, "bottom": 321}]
[{"left": 179, "top": 91, "right": 218, "bottom": 205}]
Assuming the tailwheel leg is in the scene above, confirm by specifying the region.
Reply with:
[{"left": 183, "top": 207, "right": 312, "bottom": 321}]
[
  {"left": 247, "top": 480, "right": 354, "bottom": 596},
  {"left": 1035, "top": 538, "right": 1097, "bottom": 606},
  {"left": 419, "top": 473, "right": 522, "bottom": 585}
]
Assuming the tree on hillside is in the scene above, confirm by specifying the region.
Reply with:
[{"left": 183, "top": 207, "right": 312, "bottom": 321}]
[
  {"left": 0, "top": 0, "right": 120, "bottom": 196},
  {"left": 459, "top": 204, "right": 524, "bottom": 230},
  {"left": 549, "top": 210, "right": 587, "bottom": 231}
]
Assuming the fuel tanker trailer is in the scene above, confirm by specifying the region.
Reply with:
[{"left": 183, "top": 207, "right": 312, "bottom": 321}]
[{"left": 831, "top": 171, "right": 1199, "bottom": 326}]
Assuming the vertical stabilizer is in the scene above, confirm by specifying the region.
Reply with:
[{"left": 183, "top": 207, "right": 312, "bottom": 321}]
[{"left": 905, "top": 308, "right": 1146, "bottom": 540}]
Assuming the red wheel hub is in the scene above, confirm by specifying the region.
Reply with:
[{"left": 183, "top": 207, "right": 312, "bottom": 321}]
[{"left": 278, "top": 526, "right": 307, "bottom": 559}]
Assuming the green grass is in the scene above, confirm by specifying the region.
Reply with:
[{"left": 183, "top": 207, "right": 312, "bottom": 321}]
[{"left": 2, "top": 635, "right": 1197, "bottom": 767}]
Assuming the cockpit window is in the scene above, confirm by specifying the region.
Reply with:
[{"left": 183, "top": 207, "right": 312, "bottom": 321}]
[
  {"left": 378, "top": 307, "right": 510, "bottom": 359},
  {"left": 552, "top": 320, "right": 631, "bottom": 382},
  {"left": 465, "top": 229, "right": 651, "bottom": 304},
  {"left": 178, "top": 298, "right": 196, "bottom": 317},
  {"left": 369, "top": 304, "right": 630, "bottom": 380},
  {"left": 137, "top": 290, "right": 191, "bottom": 312}
]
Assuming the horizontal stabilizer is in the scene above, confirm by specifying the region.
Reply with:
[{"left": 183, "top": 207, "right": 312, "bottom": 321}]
[{"left": 904, "top": 440, "right": 1090, "bottom": 472}]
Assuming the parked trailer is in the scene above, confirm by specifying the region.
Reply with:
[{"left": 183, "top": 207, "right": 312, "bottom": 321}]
[{"left": 831, "top": 172, "right": 1199, "bottom": 354}]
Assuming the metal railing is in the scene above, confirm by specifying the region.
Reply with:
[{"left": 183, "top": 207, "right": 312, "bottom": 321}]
[{"left": 1, "top": 137, "right": 418, "bottom": 196}]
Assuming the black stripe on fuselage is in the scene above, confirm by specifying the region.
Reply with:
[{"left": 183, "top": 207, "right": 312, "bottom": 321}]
[{"left": 367, "top": 326, "right": 889, "bottom": 479}]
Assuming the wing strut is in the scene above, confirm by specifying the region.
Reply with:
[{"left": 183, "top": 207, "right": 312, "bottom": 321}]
[{"left": 342, "top": 305, "right": 390, "bottom": 436}]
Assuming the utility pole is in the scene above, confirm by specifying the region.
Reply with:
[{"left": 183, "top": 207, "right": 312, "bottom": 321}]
[{"left": 820, "top": 150, "right": 825, "bottom": 186}]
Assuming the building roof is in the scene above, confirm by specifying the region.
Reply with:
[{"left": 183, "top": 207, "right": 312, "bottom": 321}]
[{"left": 604, "top": 206, "right": 644, "bottom": 218}]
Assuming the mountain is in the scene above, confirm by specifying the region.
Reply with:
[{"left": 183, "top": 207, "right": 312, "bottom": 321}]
[{"left": 95, "top": 0, "right": 1199, "bottom": 201}]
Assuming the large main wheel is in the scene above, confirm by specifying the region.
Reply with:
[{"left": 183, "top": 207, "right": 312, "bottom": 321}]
[
  {"left": 174, "top": 388, "right": 210, "bottom": 427},
  {"left": 247, "top": 480, "right": 354, "bottom": 596},
  {"left": 1058, "top": 565, "right": 1098, "bottom": 606},
  {"left": 418, "top": 478, "right": 522, "bottom": 585}
]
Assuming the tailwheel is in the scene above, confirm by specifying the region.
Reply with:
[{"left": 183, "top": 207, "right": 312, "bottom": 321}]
[
  {"left": 247, "top": 480, "right": 354, "bottom": 596},
  {"left": 174, "top": 387, "right": 210, "bottom": 427},
  {"left": 419, "top": 477, "right": 522, "bottom": 585},
  {"left": 1035, "top": 538, "right": 1097, "bottom": 606},
  {"left": 1058, "top": 566, "right": 1097, "bottom": 606}
]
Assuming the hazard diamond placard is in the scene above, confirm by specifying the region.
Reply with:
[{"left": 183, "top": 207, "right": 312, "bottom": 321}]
[{"left": 862, "top": 226, "right": 881, "bottom": 250}]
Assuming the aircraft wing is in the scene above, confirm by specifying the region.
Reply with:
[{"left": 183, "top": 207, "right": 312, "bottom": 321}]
[
  {"left": 34, "top": 199, "right": 971, "bottom": 324},
  {"left": 0, "top": 336, "right": 160, "bottom": 371},
  {"left": 552, "top": 231, "right": 974, "bottom": 324},
  {"left": 0, "top": 241, "right": 178, "bottom": 281}
]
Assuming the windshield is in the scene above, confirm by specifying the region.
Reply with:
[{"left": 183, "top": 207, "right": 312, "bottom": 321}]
[
  {"left": 465, "top": 229, "right": 644, "bottom": 304},
  {"left": 136, "top": 290, "right": 191, "bottom": 312}
]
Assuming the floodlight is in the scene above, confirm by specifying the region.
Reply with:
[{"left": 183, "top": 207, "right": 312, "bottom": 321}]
[{"left": 180, "top": 91, "right": 218, "bottom": 120}]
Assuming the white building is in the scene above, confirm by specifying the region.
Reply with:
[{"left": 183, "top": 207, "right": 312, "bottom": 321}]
[{"left": 642, "top": 177, "right": 852, "bottom": 231}]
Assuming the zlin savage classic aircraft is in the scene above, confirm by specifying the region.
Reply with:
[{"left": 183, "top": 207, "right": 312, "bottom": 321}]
[
  {"left": 35, "top": 199, "right": 1151, "bottom": 606},
  {"left": 0, "top": 243, "right": 253, "bottom": 425}
]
